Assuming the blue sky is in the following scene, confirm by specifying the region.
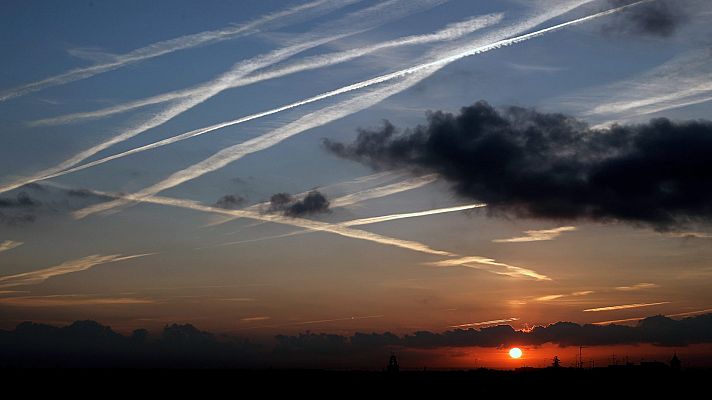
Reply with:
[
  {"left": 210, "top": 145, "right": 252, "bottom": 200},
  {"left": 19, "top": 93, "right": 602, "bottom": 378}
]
[{"left": 1, "top": 0, "right": 711, "bottom": 336}]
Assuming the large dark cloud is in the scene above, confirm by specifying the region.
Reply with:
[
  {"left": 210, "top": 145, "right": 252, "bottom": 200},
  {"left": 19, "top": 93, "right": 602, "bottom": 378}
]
[
  {"left": 268, "top": 190, "right": 330, "bottom": 217},
  {"left": 606, "top": 0, "right": 686, "bottom": 37},
  {"left": 324, "top": 101, "right": 712, "bottom": 230},
  {"left": 0, "top": 314, "right": 709, "bottom": 368}
]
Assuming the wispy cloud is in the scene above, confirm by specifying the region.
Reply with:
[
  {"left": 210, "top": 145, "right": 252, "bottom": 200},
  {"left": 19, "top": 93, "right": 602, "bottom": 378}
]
[
  {"left": 593, "top": 307, "right": 712, "bottom": 325},
  {"left": 558, "top": 47, "right": 712, "bottom": 127},
  {"left": 429, "top": 256, "right": 550, "bottom": 280},
  {"left": 212, "top": 202, "right": 485, "bottom": 247},
  {"left": 11, "top": 1, "right": 614, "bottom": 200},
  {"left": 583, "top": 301, "right": 670, "bottom": 312},
  {"left": 615, "top": 283, "right": 659, "bottom": 291},
  {"left": 0, "top": 253, "right": 153, "bottom": 288},
  {"left": 0, "top": 295, "right": 153, "bottom": 307},
  {"left": 0, "top": 0, "right": 444, "bottom": 196},
  {"left": 233, "top": 314, "right": 384, "bottom": 331},
  {"left": 0, "top": 0, "right": 360, "bottom": 102},
  {"left": 0, "top": 240, "right": 23, "bottom": 253},
  {"left": 60, "top": 184, "right": 545, "bottom": 281},
  {"left": 32, "top": 11, "right": 501, "bottom": 127},
  {"left": 665, "top": 231, "right": 712, "bottom": 239},
  {"left": 493, "top": 226, "right": 577, "bottom": 243},
  {"left": 449, "top": 317, "right": 519, "bottom": 328},
  {"left": 73, "top": 1, "right": 628, "bottom": 219},
  {"left": 534, "top": 290, "right": 594, "bottom": 301}
]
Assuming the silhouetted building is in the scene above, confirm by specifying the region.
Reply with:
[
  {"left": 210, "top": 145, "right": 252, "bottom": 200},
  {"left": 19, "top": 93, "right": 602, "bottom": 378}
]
[
  {"left": 552, "top": 356, "right": 560, "bottom": 368},
  {"left": 670, "top": 354, "right": 681, "bottom": 371},
  {"left": 387, "top": 353, "right": 399, "bottom": 373}
]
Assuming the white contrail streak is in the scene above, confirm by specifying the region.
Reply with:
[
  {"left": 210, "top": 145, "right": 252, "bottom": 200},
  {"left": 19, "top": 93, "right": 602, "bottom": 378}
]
[
  {"left": 493, "top": 226, "right": 577, "bottom": 243},
  {"left": 449, "top": 317, "right": 519, "bottom": 329},
  {"left": 0, "top": 240, "right": 23, "bottom": 254},
  {"left": 0, "top": 0, "right": 361, "bottom": 102},
  {"left": 207, "top": 174, "right": 438, "bottom": 228},
  {"left": 210, "top": 203, "right": 485, "bottom": 247},
  {"left": 0, "top": 0, "right": 447, "bottom": 196},
  {"left": 46, "top": 182, "right": 545, "bottom": 280},
  {"left": 73, "top": 68, "right": 441, "bottom": 218},
  {"left": 583, "top": 301, "right": 670, "bottom": 312},
  {"left": 32, "top": 12, "right": 502, "bottom": 127},
  {"left": 72, "top": 1, "right": 631, "bottom": 218},
  {"left": 0, "top": 253, "right": 153, "bottom": 288}
]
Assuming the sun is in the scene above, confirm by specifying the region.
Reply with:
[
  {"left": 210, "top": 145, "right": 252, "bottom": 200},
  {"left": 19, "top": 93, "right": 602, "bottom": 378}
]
[{"left": 509, "top": 347, "right": 523, "bottom": 359}]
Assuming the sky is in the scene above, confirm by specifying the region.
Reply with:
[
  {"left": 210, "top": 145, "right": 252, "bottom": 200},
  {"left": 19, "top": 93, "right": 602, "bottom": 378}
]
[{"left": 1, "top": 0, "right": 712, "bottom": 369}]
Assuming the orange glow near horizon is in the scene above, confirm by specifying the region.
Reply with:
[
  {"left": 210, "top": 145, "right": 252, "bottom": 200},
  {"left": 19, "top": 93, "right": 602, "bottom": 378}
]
[{"left": 509, "top": 347, "right": 523, "bottom": 359}]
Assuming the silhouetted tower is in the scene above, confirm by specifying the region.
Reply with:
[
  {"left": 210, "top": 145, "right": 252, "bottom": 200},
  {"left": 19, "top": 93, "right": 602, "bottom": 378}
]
[
  {"left": 387, "top": 353, "right": 400, "bottom": 373},
  {"left": 552, "top": 356, "right": 561, "bottom": 368},
  {"left": 670, "top": 353, "right": 681, "bottom": 371}
]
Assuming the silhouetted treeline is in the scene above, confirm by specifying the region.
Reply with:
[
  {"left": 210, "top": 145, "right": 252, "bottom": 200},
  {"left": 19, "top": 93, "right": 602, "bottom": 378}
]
[{"left": 1, "top": 314, "right": 711, "bottom": 368}]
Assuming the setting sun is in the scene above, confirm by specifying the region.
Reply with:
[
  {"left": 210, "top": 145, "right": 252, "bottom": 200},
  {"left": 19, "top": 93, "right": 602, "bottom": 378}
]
[{"left": 509, "top": 347, "right": 523, "bottom": 359}]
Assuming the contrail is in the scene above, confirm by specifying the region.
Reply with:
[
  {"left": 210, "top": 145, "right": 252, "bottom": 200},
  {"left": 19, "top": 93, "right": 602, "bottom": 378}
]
[
  {"left": 207, "top": 173, "right": 438, "bottom": 228},
  {"left": 449, "top": 317, "right": 519, "bottom": 329},
  {"left": 0, "top": 0, "right": 361, "bottom": 102},
  {"left": 209, "top": 203, "right": 486, "bottom": 247},
  {"left": 0, "top": 240, "right": 23, "bottom": 254},
  {"left": 0, "top": 253, "right": 153, "bottom": 288},
  {"left": 583, "top": 301, "right": 670, "bottom": 312},
  {"left": 232, "top": 314, "right": 384, "bottom": 331},
  {"left": 45, "top": 182, "right": 546, "bottom": 280},
  {"left": 32, "top": 12, "right": 502, "bottom": 127},
  {"left": 72, "top": 1, "right": 627, "bottom": 217},
  {"left": 0, "top": 0, "right": 448, "bottom": 196},
  {"left": 73, "top": 68, "right": 440, "bottom": 218},
  {"left": 493, "top": 226, "right": 577, "bottom": 243}
]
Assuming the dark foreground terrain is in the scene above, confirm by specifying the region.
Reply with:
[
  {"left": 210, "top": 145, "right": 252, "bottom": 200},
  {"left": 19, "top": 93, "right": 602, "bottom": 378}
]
[{"left": 4, "top": 367, "right": 709, "bottom": 395}]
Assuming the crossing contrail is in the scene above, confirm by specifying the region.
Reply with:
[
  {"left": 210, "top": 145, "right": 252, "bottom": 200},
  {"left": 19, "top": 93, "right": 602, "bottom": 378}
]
[
  {"left": 0, "top": 0, "right": 362, "bottom": 102},
  {"left": 73, "top": 1, "right": 642, "bottom": 218},
  {"left": 32, "top": 12, "right": 501, "bottom": 127},
  {"left": 210, "top": 203, "right": 486, "bottom": 247},
  {"left": 44, "top": 181, "right": 546, "bottom": 280},
  {"left": 0, "top": 0, "right": 448, "bottom": 196}
]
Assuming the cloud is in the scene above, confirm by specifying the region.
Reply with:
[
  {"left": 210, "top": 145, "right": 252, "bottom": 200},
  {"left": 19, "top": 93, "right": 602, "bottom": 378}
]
[
  {"left": 605, "top": 0, "right": 686, "bottom": 37},
  {"left": 0, "top": 253, "right": 152, "bottom": 288},
  {"left": 534, "top": 290, "right": 594, "bottom": 301},
  {"left": 0, "top": 0, "right": 359, "bottom": 102},
  {"left": 2, "top": 314, "right": 710, "bottom": 368},
  {"left": 616, "top": 283, "right": 660, "bottom": 291},
  {"left": 266, "top": 190, "right": 331, "bottom": 216},
  {"left": 449, "top": 317, "right": 519, "bottom": 329},
  {"left": 65, "top": 185, "right": 546, "bottom": 280},
  {"left": 8, "top": 1, "right": 617, "bottom": 197},
  {"left": 32, "top": 10, "right": 502, "bottom": 127},
  {"left": 0, "top": 295, "right": 153, "bottom": 307},
  {"left": 0, "top": 240, "right": 23, "bottom": 253},
  {"left": 494, "top": 226, "right": 576, "bottom": 243},
  {"left": 583, "top": 301, "right": 670, "bottom": 312},
  {"left": 214, "top": 194, "right": 245, "bottom": 210},
  {"left": 325, "top": 101, "right": 712, "bottom": 230},
  {"left": 284, "top": 191, "right": 330, "bottom": 217}
]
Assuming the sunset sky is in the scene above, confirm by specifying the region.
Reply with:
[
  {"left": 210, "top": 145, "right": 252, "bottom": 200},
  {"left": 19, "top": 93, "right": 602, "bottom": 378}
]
[{"left": 1, "top": 0, "right": 711, "bottom": 368}]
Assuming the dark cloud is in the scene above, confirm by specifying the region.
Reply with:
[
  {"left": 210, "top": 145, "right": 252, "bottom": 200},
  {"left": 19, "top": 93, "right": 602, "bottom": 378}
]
[
  {"left": 0, "top": 314, "right": 709, "bottom": 368},
  {"left": 285, "top": 191, "right": 330, "bottom": 217},
  {"left": 0, "top": 185, "right": 114, "bottom": 225},
  {"left": 606, "top": 0, "right": 686, "bottom": 37},
  {"left": 0, "top": 191, "right": 40, "bottom": 208},
  {"left": 268, "top": 191, "right": 330, "bottom": 217},
  {"left": 324, "top": 101, "right": 712, "bottom": 230},
  {"left": 214, "top": 194, "right": 245, "bottom": 209}
]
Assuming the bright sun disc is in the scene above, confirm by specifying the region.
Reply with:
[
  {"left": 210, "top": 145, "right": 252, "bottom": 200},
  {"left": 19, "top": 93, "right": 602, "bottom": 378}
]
[{"left": 509, "top": 347, "right": 523, "bottom": 359}]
